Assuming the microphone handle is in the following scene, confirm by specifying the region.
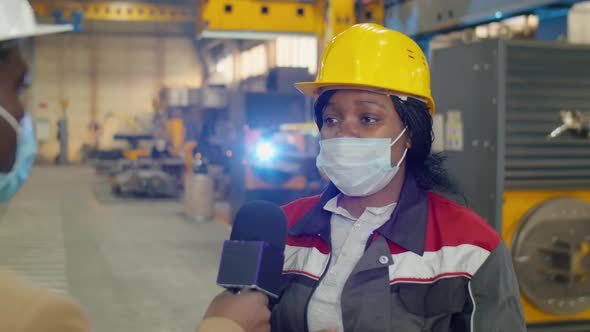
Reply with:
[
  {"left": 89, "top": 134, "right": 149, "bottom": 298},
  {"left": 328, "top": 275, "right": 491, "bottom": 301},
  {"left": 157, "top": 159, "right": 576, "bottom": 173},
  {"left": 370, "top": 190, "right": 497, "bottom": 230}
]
[
  {"left": 227, "top": 287, "right": 271, "bottom": 307},
  {"left": 229, "top": 287, "right": 243, "bottom": 294}
]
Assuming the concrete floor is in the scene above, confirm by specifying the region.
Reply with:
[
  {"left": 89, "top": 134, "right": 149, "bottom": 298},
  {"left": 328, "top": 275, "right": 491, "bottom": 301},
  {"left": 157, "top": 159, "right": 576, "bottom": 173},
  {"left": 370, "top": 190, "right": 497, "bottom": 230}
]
[{"left": 0, "top": 166, "right": 230, "bottom": 332}]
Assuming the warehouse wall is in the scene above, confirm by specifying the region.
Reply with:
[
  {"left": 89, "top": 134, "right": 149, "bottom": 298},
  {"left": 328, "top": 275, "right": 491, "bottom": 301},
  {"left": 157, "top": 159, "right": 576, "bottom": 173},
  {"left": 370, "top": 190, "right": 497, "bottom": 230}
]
[
  {"left": 31, "top": 33, "right": 202, "bottom": 163},
  {"left": 570, "top": 1, "right": 590, "bottom": 44}
]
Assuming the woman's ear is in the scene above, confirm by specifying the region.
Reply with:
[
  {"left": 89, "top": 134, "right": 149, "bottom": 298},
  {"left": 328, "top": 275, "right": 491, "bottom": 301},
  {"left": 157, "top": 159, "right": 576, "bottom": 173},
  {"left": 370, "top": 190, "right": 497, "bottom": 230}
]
[{"left": 405, "top": 132, "right": 412, "bottom": 149}]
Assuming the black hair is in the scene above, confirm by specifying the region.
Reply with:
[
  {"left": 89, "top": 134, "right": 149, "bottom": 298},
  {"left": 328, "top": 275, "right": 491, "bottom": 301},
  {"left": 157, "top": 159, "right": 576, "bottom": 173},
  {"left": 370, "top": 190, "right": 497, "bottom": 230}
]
[
  {"left": 0, "top": 41, "right": 16, "bottom": 63},
  {"left": 314, "top": 91, "right": 461, "bottom": 196},
  {"left": 390, "top": 95, "right": 460, "bottom": 195}
]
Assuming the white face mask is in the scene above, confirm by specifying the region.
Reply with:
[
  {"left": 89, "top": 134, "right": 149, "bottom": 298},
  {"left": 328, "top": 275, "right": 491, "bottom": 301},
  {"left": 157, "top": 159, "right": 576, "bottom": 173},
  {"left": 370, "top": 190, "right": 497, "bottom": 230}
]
[{"left": 316, "top": 128, "right": 408, "bottom": 197}]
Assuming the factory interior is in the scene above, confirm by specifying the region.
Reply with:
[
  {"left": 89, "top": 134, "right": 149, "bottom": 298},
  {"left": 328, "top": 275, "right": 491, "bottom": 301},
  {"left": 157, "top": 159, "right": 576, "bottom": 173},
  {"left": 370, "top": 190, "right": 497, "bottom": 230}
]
[{"left": 2, "top": 0, "right": 590, "bottom": 331}]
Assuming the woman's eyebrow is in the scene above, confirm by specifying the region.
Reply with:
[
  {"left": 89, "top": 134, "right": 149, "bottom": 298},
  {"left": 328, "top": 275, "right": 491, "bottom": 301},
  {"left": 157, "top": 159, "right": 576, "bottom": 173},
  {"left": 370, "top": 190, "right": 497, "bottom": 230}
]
[
  {"left": 355, "top": 100, "right": 386, "bottom": 109},
  {"left": 324, "top": 101, "right": 340, "bottom": 110}
]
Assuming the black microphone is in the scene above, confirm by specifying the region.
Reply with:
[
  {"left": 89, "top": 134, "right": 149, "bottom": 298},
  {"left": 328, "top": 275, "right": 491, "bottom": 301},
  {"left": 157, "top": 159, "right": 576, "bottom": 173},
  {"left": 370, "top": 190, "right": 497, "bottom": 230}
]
[{"left": 216, "top": 200, "right": 287, "bottom": 299}]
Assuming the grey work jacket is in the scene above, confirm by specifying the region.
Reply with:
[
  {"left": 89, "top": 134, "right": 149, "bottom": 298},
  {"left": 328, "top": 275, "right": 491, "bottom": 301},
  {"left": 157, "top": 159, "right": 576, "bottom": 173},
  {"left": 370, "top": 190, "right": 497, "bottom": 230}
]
[{"left": 271, "top": 174, "right": 526, "bottom": 332}]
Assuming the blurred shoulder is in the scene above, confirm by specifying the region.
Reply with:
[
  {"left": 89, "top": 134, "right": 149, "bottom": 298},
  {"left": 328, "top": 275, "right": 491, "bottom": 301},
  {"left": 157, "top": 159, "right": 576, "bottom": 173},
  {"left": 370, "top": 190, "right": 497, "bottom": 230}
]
[{"left": 0, "top": 270, "right": 91, "bottom": 332}]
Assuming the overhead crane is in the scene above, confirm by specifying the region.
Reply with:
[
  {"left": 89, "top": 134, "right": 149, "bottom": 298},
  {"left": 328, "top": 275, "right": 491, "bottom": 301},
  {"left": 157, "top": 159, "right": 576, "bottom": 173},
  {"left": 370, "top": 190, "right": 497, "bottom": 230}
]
[
  {"left": 199, "top": 0, "right": 383, "bottom": 40},
  {"left": 30, "top": 0, "right": 384, "bottom": 40},
  {"left": 31, "top": 0, "right": 583, "bottom": 52}
]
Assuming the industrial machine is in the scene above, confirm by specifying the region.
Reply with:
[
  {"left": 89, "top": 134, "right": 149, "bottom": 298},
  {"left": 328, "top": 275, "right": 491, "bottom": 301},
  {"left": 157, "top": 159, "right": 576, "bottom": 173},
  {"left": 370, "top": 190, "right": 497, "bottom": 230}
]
[
  {"left": 89, "top": 111, "right": 153, "bottom": 174},
  {"left": 91, "top": 87, "right": 213, "bottom": 198},
  {"left": 109, "top": 88, "right": 201, "bottom": 198},
  {"left": 245, "top": 122, "right": 320, "bottom": 193},
  {"left": 431, "top": 39, "right": 590, "bottom": 331},
  {"left": 228, "top": 88, "right": 322, "bottom": 216},
  {"left": 111, "top": 158, "right": 184, "bottom": 197}
]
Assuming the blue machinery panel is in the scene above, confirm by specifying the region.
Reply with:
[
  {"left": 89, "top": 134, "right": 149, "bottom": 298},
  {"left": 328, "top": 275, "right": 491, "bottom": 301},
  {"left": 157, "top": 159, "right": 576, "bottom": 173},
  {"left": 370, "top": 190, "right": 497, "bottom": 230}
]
[
  {"left": 52, "top": 10, "right": 84, "bottom": 32},
  {"left": 385, "top": 0, "right": 583, "bottom": 54},
  {"left": 385, "top": 0, "right": 581, "bottom": 37}
]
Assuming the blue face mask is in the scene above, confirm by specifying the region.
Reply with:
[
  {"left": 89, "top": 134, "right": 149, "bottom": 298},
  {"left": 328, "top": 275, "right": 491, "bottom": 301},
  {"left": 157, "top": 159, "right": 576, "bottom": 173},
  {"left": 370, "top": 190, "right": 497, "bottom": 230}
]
[{"left": 0, "top": 105, "right": 37, "bottom": 204}]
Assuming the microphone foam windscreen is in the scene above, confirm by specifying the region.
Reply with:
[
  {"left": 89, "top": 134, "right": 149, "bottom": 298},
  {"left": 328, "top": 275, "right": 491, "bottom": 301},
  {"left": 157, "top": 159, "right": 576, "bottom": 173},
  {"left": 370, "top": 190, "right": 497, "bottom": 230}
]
[{"left": 230, "top": 200, "right": 287, "bottom": 251}]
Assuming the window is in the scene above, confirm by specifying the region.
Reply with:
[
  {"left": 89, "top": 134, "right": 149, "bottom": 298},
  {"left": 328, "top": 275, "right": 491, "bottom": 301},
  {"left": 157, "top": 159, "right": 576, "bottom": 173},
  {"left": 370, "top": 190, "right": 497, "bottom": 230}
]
[{"left": 275, "top": 35, "right": 317, "bottom": 74}]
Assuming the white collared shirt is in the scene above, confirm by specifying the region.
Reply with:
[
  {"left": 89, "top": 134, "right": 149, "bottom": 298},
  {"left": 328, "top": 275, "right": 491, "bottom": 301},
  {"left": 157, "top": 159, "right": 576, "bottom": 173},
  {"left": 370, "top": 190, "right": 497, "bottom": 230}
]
[{"left": 307, "top": 195, "right": 397, "bottom": 332}]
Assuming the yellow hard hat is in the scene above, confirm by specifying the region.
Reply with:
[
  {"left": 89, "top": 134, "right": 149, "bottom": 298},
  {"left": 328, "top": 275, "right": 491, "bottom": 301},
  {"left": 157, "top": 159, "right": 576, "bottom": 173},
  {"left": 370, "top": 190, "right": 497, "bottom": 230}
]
[{"left": 295, "top": 23, "right": 435, "bottom": 114}]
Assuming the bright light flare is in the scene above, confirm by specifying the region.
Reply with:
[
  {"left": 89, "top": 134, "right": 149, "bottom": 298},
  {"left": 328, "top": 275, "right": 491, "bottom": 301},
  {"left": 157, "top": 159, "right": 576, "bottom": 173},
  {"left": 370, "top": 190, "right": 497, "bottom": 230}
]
[{"left": 256, "top": 142, "right": 276, "bottom": 161}]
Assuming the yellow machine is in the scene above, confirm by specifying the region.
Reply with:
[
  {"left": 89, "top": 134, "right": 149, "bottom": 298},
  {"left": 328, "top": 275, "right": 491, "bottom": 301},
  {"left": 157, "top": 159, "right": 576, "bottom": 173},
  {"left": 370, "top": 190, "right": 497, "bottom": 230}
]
[
  {"left": 102, "top": 112, "right": 152, "bottom": 161},
  {"left": 113, "top": 134, "right": 152, "bottom": 161},
  {"left": 99, "top": 90, "right": 200, "bottom": 198},
  {"left": 504, "top": 191, "right": 590, "bottom": 324},
  {"left": 157, "top": 88, "right": 202, "bottom": 181},
  {"left": 165, "top": 118, "right": 186, "bottom": 158},
  {"left": 432, "top": 39, "right": 590, "bottom": 330}
]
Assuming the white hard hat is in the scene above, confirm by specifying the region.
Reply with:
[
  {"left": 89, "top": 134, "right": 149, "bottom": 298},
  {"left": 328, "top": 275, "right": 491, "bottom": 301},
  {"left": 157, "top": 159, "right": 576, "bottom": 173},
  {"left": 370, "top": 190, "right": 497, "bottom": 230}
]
[{"left": 0, "top": 0, "right": 72, "bottom": 42}]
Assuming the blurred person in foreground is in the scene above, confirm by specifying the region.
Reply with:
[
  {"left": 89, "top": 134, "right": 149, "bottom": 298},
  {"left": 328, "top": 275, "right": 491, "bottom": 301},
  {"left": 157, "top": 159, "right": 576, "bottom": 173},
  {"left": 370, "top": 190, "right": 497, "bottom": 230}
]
[
  {"left": 0, "top": 1, "right": 270, "bottom": 331},
  {"left": 0, "top": 0, "right": 90, "bottom": 330}
]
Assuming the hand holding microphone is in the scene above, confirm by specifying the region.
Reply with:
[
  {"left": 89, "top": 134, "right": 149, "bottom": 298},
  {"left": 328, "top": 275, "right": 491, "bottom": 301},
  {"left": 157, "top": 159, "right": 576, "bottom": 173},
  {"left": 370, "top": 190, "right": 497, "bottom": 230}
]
[
  {"left": 217, "top": 200, "right": 287, "bottom": 298},
  {"left": 205, "top": 201, "right": 339, "bottom": 332},
  {"left": 209, "top": 201, "right": 287, "bottom": 332},
  {"left": 203, "top": 290, "right": 270, "bottom": 332}
]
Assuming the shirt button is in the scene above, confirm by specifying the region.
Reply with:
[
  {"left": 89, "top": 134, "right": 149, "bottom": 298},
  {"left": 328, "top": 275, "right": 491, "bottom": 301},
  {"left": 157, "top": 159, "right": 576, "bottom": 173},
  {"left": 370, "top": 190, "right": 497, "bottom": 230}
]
[{"left": 379, "top": 255, "right": 389, "bottom": 265}]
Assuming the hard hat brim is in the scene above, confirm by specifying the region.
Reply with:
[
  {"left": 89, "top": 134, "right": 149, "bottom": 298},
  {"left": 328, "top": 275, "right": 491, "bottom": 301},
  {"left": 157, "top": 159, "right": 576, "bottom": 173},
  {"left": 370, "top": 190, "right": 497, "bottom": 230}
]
[
  {"left": 295, "top": 81, "right": 436, "bottom": 114},
  {"left": 0, "top": 23, "right": 73, "bottom": 42}
]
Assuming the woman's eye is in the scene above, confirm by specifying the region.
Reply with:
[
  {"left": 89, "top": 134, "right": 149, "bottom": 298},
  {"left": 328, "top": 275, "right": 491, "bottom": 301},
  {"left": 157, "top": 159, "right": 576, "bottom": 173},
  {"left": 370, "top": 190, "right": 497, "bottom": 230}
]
[
  {"left": 361, "top": 116, "right": 379, "bottom": 124},
  {"left": 323, "top": 117, "right": 338, "bottom": 125}
]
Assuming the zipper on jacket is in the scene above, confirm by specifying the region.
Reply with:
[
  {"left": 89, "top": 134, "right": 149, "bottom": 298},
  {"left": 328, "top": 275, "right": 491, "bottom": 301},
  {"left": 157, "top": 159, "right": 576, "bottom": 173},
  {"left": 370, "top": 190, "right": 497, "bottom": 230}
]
[
  {"left": 303, "top": 237, "right": 332, "bottom": 332},
  {"left": 302, "top": 232, "right": 377, "bottom": 332}
]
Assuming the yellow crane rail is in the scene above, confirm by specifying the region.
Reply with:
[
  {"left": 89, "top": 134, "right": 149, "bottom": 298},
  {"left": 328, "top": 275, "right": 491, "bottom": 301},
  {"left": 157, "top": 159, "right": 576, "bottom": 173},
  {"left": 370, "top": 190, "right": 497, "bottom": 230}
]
[
  {"left": 197, "top": 0, "right": 325, "bottom": 37},
  {"left": 31, "top": 0, "right": 194, "bottom": 23}
]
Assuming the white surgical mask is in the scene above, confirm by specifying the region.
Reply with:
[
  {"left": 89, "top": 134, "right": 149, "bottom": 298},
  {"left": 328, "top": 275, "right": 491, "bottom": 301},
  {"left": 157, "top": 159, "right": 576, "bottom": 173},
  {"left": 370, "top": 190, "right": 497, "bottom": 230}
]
[{"left": 316, "top": 128, "right": 407, "bottom": 197}]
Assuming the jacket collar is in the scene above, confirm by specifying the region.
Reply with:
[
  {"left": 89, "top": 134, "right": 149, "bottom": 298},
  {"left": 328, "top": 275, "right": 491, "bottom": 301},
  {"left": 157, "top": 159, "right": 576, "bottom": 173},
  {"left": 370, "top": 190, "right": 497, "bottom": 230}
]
[
  {"left": 288, "top": 172, "right": 428, "bottom": 256},
  {"left": 287, "top": 183, "right": 337, "bottom": 240},
  {"left": 377, "top": 172, "right": 428, "bottom": 256}
]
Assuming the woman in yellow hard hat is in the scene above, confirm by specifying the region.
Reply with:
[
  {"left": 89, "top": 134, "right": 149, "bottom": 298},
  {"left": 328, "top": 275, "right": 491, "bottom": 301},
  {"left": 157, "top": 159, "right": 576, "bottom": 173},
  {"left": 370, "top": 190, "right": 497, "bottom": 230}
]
[{"left": 272, "top": 24, "right": 526, "bottom": 332}]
